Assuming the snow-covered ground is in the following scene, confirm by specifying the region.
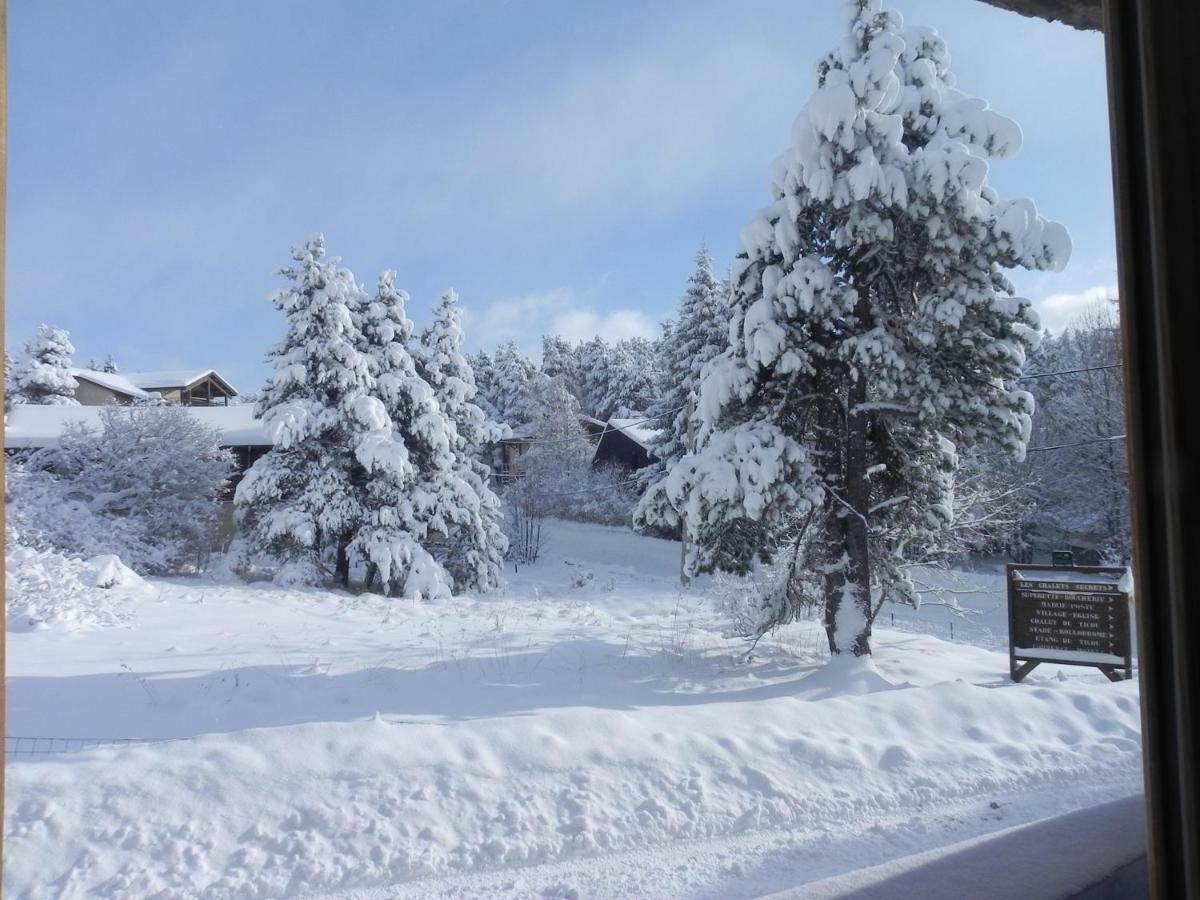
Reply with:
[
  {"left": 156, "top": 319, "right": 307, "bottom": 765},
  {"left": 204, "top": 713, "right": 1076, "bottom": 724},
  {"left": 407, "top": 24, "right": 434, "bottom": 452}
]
[{"left": 5, "top": 521, "right": 1144, "bottom": 898}]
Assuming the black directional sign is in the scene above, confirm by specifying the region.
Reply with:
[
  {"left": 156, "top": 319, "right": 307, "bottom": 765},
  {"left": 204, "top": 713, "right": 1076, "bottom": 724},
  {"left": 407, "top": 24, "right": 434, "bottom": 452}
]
[{"left": 1007, "top": 564, "right": 1133, "bottom": 682}]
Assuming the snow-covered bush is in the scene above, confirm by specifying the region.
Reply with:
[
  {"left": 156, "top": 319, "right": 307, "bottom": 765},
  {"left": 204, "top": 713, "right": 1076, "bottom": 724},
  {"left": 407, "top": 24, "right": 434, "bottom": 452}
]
[
  {"left": 564, "top": 465, "right": 640, "bottom": 526},
  {"left": 11, "top": 324, "right": 79, "bottom": 406},
  {"left": 7, "top": 405, "right": 234, "bottom": 574},
  {"left": 711, "top": 557, "right": 811, "bottom": 644},
  {"left": 502, "top": 497, "right": 544, "bottom": 567}
]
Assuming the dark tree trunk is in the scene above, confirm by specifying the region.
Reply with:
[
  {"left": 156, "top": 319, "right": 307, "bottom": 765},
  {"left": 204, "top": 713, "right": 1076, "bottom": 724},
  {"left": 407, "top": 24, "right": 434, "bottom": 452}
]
[
  {"left": 841, "top": 371, "right": 873, "bottom": 656},
  {"left": 335, "top": 541, "right": 350, "bottom": 588},
  {"left": 816, "top": 301, "right": 874, "bottom": 657}
]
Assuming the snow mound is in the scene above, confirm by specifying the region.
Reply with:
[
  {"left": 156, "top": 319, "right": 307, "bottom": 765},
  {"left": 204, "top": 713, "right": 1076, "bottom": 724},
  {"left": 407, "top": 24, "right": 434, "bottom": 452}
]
[
  {"left": 81, "top": 554, "right": 143, "bottom": 589},
  {"left": 3, "top": 678, "right": 1143, "bottom": 899},
  {"left": 793, "top": 654, "right": 906, "bottom": 700},
  {"left": 6, "top": 543, "right": 141, "bottom": 632}
]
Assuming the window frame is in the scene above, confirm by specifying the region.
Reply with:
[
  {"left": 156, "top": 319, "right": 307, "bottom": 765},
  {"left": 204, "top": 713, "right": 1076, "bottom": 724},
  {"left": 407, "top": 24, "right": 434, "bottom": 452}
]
[{"left": 1103, "top": 2, "right": 1200, "bottom": 896}]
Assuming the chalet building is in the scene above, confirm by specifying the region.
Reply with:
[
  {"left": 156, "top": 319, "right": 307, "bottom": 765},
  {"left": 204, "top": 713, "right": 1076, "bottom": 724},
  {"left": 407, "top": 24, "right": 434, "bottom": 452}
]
[
  {"left": 70, "top": 368, "right": 239, "bottom": 407},
  {"left": 491, "top": 415, "right": 608, "bottom": 487},
  {"left": 592, "top": 417, "right": 658, "bottom": 473},
  {"left": 491, "top": 415, "right": 660, "bottom": 488}
]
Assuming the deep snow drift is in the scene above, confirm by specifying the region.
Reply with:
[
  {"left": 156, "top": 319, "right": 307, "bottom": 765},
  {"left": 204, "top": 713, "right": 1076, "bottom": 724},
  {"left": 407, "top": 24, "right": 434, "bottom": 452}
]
[{"left": 5, "top": 521, "right": 1143, "bottom": 898}]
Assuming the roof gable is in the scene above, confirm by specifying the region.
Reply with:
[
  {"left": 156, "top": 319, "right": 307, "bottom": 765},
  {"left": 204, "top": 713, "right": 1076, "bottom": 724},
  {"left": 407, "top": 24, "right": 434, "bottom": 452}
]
[
  {"left": 70, "top": 369, "right": 152, "bottom": 399},
  {"left": 121, "top": 369, "right": 238, "bottom": 395}
]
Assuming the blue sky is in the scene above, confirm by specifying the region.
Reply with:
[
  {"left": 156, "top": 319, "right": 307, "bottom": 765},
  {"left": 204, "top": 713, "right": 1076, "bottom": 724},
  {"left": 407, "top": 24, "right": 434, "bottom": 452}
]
[{"left": 7, "top": 0, "right": 1115, "bottom": 394}]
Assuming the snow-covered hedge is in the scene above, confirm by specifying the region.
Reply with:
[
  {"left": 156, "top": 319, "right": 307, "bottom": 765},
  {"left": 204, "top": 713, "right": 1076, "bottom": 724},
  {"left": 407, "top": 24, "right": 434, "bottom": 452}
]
[{"left": 6, "top": 405, "right": 234, "bottom": 575}]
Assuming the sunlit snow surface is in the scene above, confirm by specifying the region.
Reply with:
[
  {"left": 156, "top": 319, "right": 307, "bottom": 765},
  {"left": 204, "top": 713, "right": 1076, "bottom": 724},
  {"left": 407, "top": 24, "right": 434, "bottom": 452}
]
[{"left": 5, "top": 520, "right": 1142, "bottom": 898}]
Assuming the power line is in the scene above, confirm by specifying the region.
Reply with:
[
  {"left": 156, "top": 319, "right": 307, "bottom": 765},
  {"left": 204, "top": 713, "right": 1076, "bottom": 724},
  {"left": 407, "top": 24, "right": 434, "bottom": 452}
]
[
  {"left": 1026, "top": 434, "right": 1126, "bottom": 453},
  {"left": 1019, "top": 363, "right": 1122, "bottom": 380}
]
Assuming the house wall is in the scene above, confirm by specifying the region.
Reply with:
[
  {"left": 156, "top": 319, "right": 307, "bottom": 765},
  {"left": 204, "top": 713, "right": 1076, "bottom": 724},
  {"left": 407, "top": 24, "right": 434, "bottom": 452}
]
[
  {"left": 593, "top": 432, "right": 651, "bottom": 472},
  {"left": 74, "top": 381, "right": 128, "bottom": 406}
]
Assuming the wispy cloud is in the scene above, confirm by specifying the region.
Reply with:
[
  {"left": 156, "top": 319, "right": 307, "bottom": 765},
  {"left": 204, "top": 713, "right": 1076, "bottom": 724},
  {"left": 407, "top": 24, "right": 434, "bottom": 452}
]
[
  {"left": 463, "top": 289, "right": 658, "bottom": 357},
  {"left": 1034, "top": 284, "right": 1118, "bottom": 333}
]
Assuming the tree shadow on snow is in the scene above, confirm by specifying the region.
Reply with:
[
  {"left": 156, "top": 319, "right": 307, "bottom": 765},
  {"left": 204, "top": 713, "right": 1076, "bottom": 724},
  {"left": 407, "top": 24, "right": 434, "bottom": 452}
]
[{"left": 6, "top": 637, "right": 835, "bottom": 742}]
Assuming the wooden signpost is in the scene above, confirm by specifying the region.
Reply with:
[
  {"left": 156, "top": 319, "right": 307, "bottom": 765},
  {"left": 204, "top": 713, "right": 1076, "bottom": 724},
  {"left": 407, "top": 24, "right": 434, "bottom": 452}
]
[{"left": 1007, "top": 562, "right": 1133, "bottom": 683}]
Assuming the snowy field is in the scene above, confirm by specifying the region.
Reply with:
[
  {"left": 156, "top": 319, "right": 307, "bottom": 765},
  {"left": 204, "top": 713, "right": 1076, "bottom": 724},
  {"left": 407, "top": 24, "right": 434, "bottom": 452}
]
[{"left": 5, "top": 521, "right": 1144, "bottom": 898}]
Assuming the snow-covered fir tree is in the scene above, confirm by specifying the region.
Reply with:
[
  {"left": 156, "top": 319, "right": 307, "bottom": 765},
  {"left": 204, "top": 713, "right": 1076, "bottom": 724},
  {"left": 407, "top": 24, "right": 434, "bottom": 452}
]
[
  {"left": 576, "top": 337, "right": 612, "bottom": 419},
  {"left": 610, "top": 337, "right": 660, "bottom": 416},
  {"left": 577, "top": 336, "right": 659, "bottom": 421},
  {"left": 639, "top": 1, "right": 1069, "bottom": 656},
  {"left": 235, "top": 237, "right": 380, "bottom": 587},
  {"left": 485, "top": 342, "right": 539, "bottom": 427},
  {"left": 639, "top": 246, "right": 732, "bottom": 490},
  {"left": 348, "top": 273, "right": 461, "bottom": 599},
  {"left": 415, "top": 289, "right": 508, "bottom": 592},
  {"left": 540, "top": 335, "right": 585, "bottom": 407},
  {"left": 13, "top": 325, "right": 79, "bottom": 406},
  {"left": 469, "top": 349, "right": 501, "bottom": 422}
]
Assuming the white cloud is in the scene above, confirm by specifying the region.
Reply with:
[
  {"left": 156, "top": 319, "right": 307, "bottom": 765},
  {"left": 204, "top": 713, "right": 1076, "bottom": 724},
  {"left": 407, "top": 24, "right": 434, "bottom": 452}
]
[
  {"left": 464, "top": 289, "right": 659, "bottom": 357},
  {"left": 1034, "top": 284, "right": 1118, "bottom": 333}
]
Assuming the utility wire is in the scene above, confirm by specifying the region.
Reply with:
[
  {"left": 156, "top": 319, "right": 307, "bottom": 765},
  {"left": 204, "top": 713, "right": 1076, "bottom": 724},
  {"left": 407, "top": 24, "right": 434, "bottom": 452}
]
[
  {"left": 1025, "top": 434, "right": 1126, "bottom": 453},
  {"left": 1018, "top": 363, "right": 1122, "bottom": 380}
]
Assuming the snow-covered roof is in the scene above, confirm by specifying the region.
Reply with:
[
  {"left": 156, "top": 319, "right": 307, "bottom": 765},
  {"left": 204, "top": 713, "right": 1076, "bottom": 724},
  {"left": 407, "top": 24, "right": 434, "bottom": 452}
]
[
  {"left": 121, "top": 369, "right": 237, "bottom": 394},
  {"left": 605, "top": 418, "right": 660, "bottom": 451},
  {"left": 70, "top": 369, "right": 152, "bottom": 400},
  {"left": 5, "top": 405, "right": 272, "bottom": 449}
]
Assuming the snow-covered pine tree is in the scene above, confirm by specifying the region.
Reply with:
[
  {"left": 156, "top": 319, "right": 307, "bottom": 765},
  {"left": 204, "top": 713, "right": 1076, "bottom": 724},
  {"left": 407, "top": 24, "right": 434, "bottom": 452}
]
[
  {"left": 607, "top": 338, "right": 659, "bottom": 417},
  {"left": 641, "top": 1, "right": 1069, "bottom": 656},
  {"left": 415, "top": 289, "right": 508, "bottom": 593},
  {"left": 469, "top": 350, "right": 501, "bottom": 422},
  {"left": 487, "top": 342, "right": 539, "bottom": 427},
  {"left": 13, "top": 325, "right": 79, "bottom": 406},
  {"left": 638, "top": 246, "right": 731, "bottom": 490},
  {"left": 576, "top": 336, "right": 658, "bottom": 421},
  {"left": 541, "top": 335, "right": 585, "bottom": 407},
  {"left": 234, "top": 236, "right": 377, "bottom": 587},
  {"left": 348, "top": 272, "right": 459, "bottom": 599}
]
